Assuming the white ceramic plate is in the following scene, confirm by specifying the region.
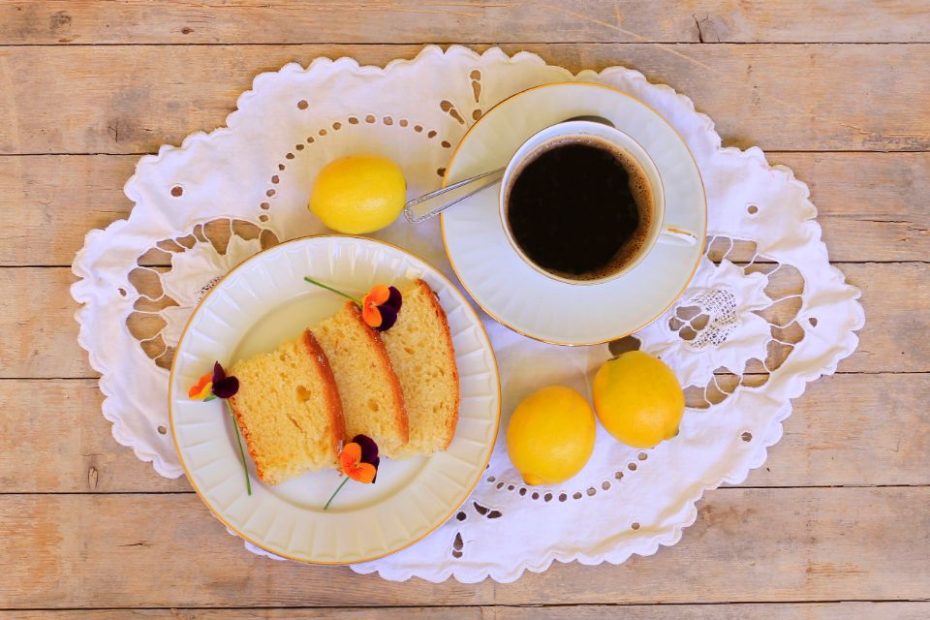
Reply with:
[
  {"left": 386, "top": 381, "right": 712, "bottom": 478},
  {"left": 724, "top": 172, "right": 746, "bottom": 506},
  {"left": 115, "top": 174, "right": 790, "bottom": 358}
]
[
  {"left": 442, "top": 82, "right": 707, "bottom": 345},
  {"left": 169, "top": 235, "right": 500, "bottom": 564}
]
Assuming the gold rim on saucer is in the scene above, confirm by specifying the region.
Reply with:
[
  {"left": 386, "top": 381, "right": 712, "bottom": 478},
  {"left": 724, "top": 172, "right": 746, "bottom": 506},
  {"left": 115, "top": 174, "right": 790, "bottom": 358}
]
[{"left": 440, "top": 81, "right": 708, "bottom": 346}]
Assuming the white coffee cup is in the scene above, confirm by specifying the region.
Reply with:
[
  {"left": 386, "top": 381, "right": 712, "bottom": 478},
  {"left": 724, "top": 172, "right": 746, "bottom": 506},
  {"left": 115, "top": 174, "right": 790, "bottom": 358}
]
[{"left": 500, "top": 120, "right": 697, "bottom": 286}]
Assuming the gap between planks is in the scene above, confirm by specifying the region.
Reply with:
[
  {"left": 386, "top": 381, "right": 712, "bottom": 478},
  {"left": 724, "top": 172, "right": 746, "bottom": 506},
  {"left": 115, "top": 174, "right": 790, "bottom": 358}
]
[
  {"left": 3, "top": 373, "right": 927, "bottom": 492},
  {"left": 3, "top": 489, "right": 929, "bottom": 606},
  {"left": 0, "top": 262, "right": 925, "bottom": 269},
  {"left": 4, "top": 41, "right": 930, "bottom": 47},
  {"left": 4, "top": 600, "right": 930, "bottom": 609},
  {"left": 4, "top": 261, "right": 920, "bottom": 377},
  {"left": 1, "top": 483, "right": 928, "bottom": 497},
  {"left": 2, "top": 44, "right": 929, "bottom": 153},
  {"left": 4, "top": 149, "right": 930, "bottom": 156},
  {"left": 3, "top": 0, "right": 930, "bottom": 46},
  {"left": 0, "top": 370, "right": 926, "bottom": 381}
]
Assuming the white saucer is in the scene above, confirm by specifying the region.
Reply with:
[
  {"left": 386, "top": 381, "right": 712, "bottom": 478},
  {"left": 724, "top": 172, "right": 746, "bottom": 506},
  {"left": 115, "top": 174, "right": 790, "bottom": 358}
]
[{"left": 441, "top": 82, "right": 707, "bottom": 345}]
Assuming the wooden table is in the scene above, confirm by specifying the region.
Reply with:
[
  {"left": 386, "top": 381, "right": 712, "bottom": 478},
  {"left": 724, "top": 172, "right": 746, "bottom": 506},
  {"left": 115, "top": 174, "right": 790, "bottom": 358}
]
[{"left": 2, "top": 2, "right": 928, "bottom": 617}]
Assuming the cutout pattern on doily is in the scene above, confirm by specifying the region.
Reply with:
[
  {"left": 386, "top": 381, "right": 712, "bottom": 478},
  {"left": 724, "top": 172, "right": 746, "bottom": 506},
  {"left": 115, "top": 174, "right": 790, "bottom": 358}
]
[
  {"left": 445, "top": 229, "right": 810, "bottom": 559},
  {"left": 71, "top": 46, "right": 864, "bottom": 583},
  {"left": 671, "top": 288, "right": 738, "bottom": 347},
  {"left": 659, "top": 235, "right": 808, "bottom": 409},
  {"left": 262, "top": 111, "right": 458, "bottom": 213},
  {"left": 126, "top": 218, "right": 279, "bottom": 370}
]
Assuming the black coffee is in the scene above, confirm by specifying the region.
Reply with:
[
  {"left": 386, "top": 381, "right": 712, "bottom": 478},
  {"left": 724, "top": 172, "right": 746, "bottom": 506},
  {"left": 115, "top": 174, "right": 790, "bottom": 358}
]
[{"left": 506, "top": 139, "right": 652, "bottom": 280}]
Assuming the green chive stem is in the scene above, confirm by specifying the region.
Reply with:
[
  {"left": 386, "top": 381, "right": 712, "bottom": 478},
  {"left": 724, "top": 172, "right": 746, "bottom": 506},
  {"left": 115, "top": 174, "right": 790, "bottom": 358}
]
[
  {"left": 303, "top": 276, "right": 361, "bottom": 304},
  {"left": 323, "top": 476, "right": 351, "bottom": 510}
]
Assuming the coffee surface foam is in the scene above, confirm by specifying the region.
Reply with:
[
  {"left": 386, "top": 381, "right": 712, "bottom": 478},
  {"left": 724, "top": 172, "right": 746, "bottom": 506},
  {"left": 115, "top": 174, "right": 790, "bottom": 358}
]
[{"left": 506, "top": 135, "right": 654, "bottom": 281}]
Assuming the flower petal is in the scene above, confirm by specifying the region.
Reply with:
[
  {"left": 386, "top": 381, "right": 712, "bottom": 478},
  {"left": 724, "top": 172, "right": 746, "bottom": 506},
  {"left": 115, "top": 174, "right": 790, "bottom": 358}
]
[
  {"left": 384, "top": 286, "right": 403, "bottom": 313},
  {"left": 190, "top": 381, "right": 213, "bottom": 400},
  {"left": 347, "top": 462, "right": 377, "bottom": 484},
  {"left": 353, "top": 434, "right": 380, "bottom": 465},
  {"left": 213, "top": 376, "right": 239, "bottom": 399},
  {"left": 339, "top": 442, "right": 362, "bottom": 471},
  {"left": 362, "top": 303, "right": 383, "bottom": 328},
  {"left": 365, "top": 284, "right": 391, "bottom": 306},
  {"left": 375, "top": 305, "right": 398, "bottom": 331},
  {"left": 188, "top": 372, "right": 213, "bottom": 399},
  {"left": 212, "top": 361, "right": 226, "bottom": 384}
]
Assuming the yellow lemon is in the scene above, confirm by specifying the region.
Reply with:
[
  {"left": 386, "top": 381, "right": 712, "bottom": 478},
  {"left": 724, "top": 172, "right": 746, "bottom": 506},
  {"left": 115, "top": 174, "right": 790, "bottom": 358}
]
[
  {"left": 309, "top": 155, "right": 406, "bottom": 234},
  {"left": 593, "top": 351, "right": 684, "bottom": 448},
  {"left": 506, "top": 386, "right": 596, "bottom": 486}
]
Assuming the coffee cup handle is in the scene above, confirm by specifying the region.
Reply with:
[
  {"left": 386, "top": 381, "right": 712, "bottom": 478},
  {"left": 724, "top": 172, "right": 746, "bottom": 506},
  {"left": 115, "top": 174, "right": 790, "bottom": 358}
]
[{"left": 657, "top": 226, "right": 699, "bottom": 247}]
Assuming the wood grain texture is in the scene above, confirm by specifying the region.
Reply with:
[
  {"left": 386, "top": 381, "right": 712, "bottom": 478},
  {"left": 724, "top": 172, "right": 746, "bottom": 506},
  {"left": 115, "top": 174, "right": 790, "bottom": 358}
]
[
  {"left": 0, "top": 269, "right": 90, "bottom": 379},
  {"left": 1, "top": 155, "right": 136, "bottom": 266},
  {"left": 1, "top": 373, "right": 925, "bottom": 493},
  {"left": 1, "top": 1, "right": 928, "bottom": 612},
  {"left": 740, "top": 373, "right": 930, "bottom": 487},
  {"left": 2, "top": 0, "right": 928, "bottom": 45},
  {"left": 1, "top": 44, "right": 929, "bottom": 154},
  {"left": 770, "top": 152, "right": 930, "bottom": 263},
  {"left": 10, "top": 262, "right": 921, "bottom": 379},
  {"left": 495, "top": 604, "right": 930, "bottom": 620},
  {"left": 6, "top": 603, "right": 930, "bottom": 619},
  {"left": 2, "top": 488, "right": 928, "bottom": 608},
  {"left": 5, "top": 152, "right": 929, "bottom": 267},
  {"left": 0, "top": 380, "right": 187, "bottom": 493}
]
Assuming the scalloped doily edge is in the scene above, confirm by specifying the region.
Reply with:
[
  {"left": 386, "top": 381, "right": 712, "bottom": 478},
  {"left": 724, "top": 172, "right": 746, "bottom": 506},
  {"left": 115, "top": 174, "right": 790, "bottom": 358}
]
[
  {"left": 67, "top": 44, "right": 866, "bottom": 577},
  {"left": 348, "top": 48, "right": 865, "bottom": 583},
  {"left": 71, "top": 224, "right": 184, "bottom": 479}
]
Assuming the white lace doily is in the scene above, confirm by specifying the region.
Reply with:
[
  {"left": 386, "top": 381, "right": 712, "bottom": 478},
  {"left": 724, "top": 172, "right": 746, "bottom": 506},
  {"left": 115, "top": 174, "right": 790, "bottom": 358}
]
[{"left": 71, "top": 45, "right": 864, "bottom": 583}]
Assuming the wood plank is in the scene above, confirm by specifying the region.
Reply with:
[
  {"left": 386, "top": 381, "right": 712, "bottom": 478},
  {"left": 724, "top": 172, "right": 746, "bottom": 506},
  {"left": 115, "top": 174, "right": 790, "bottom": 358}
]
[
  {"left": 5, "top": 263, "right": 921, "bottom": 379},
  {"left": 0, "top": 155, "right": 136, "bottom": 267},
  {"left": 1, "top": 44, "right": 929, "bottom": 154},
  {"left": 0, "top": 380, "right": 188, "bottom": 493},
  {"left": 5, "top": 602, "right": 930, "bottom": 619},
  {"left": 2, "top": 373, "right": 925, "bottom": 493},
  {"left": 841, "top": 262, "right": 928, "bottom": 374},
  {"left": 2, "top": 1, "right": 928, "bottom": 45},
  {"left": 0, "top": 269, "right": 91, "bottom": 379},
  {"left": 496, "top": 604, "right": 930, "bottom": 620},
  {"left": 741, "top": 373, "right": 929, "bottom": 487},
  {"left": 5, "top": 152, "right": 929, "bottom": 267},
  {"left": 771, "top": 152, "right": 930, "bottom": 264},
  {"left": 1, "top": 488, "right": 928, "bottom": 607}
]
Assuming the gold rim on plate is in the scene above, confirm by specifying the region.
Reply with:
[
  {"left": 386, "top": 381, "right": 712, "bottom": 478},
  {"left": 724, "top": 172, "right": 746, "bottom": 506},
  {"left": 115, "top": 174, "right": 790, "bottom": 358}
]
[{"left": 168, "top": 233, "right": 501, "bottom": 565}]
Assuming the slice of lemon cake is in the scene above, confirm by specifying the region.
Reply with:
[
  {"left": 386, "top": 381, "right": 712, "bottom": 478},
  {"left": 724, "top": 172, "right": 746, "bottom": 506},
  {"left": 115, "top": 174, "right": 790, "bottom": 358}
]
[
  {"left": 381, "top": 279, "right": 460, "bottom": 456},
  {"left": 228, "top": 330, "right": 345, "bottom": 485},
  {"left": 314, "top": 302, "right": 409, "bottom": 457}
]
